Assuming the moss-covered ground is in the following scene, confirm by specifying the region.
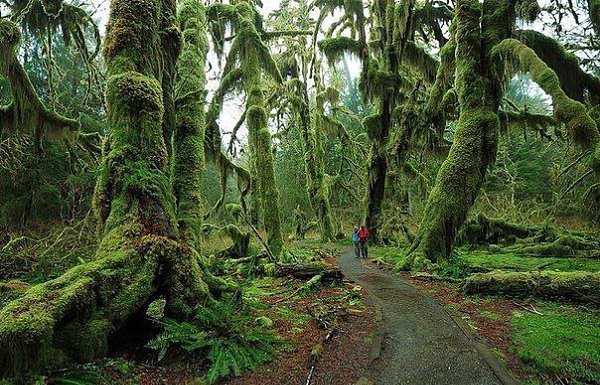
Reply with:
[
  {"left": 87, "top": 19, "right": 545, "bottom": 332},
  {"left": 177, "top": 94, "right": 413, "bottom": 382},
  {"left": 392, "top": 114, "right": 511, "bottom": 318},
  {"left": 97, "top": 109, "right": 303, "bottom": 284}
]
[{"left": 511, "top": 303, "right": 599, "bottom": 384}]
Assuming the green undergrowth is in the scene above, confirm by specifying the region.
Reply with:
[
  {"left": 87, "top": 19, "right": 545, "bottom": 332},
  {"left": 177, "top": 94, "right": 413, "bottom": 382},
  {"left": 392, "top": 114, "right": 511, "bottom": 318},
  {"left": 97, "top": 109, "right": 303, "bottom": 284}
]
[
  {"left": 368, "top": 245, "right": 411, "bottom": 263},
  {"left": 511, "top": 303, "right": 599, "bottom": 384},
  {"left": 147, "top": 296, "right": 280, "bottom": 385}
]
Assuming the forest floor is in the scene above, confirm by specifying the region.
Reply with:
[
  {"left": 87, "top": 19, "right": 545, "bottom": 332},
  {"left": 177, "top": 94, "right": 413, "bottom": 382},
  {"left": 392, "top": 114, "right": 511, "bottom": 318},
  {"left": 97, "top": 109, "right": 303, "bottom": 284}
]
[
  {"left": 337, "top": 247, "right": 514, "bottom": 385},
  {"left": 1, "top": 228, "right": 598, "bottom": 384}
]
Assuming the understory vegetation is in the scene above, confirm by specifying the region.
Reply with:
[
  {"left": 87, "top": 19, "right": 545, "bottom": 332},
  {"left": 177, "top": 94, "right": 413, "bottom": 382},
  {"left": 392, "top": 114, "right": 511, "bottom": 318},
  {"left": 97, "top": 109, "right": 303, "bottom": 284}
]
[{"left": 0, "top": 0, "right": 599, "bottom": 384}]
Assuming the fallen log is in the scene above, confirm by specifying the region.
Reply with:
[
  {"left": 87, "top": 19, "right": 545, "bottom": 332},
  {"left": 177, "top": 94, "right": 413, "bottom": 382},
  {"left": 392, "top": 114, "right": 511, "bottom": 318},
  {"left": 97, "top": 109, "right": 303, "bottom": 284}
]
[
  {"left": 272, "top": 262, "right": 343, "bottom": 282},
  {"left": 463, "top": 270, "right": 600, "bottom": 303}
]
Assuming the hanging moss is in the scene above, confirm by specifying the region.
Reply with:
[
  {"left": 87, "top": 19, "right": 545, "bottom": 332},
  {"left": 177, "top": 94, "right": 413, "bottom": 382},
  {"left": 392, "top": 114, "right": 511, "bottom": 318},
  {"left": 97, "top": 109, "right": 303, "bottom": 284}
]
[
  {"left": 403, "top": 41, "right": 438, "bottom": 83},
  {"left": 213, "top": 0, "right": 284, "bottom": 257},
  {"left": 248, "top": 105, "right": 284, "bottom": 257},
  {"left": 363, "top": 113, "right": 383, "bottom": 141},
  {"left": 426, "top": 19, "right": 456, "bottom": 117},
  {"left": 304, "top": 84, "right": 336, "bottom": 242},
  {"left": 0, "top": 19, "right": 81, "bottom": 149},
  {"left": 515, "top": 0, "right": 540, "bottom": 21}
]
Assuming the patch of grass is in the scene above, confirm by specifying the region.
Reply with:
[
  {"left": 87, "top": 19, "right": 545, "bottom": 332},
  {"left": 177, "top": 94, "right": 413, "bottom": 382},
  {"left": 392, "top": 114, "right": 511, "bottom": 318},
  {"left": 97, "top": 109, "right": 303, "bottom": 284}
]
[
  {"left": 511, "top": 304, "right": 599, "bottom": 384},
  {"left": 369, "top": 246, "right": 409, "bottom": 264},
  {"left": 479, "top": 310, "right": 501, "bottom": 321}
]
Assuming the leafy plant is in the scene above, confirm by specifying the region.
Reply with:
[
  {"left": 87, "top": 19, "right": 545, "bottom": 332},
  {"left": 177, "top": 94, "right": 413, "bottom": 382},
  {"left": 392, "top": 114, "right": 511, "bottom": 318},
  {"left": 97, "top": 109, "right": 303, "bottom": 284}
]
[
  {"left": 43, "top": 364, "right": 112, "bottom": 385},
  {"left": 148, "top": 298, "right": 279, "bottom": 384}
]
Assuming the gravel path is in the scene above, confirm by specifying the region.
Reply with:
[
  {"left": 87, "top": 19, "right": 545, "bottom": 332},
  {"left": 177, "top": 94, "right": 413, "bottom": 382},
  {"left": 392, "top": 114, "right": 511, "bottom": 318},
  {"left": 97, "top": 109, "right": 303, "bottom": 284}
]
[{"left": 338, "top": 248, "right": 517, "bottom": 385}]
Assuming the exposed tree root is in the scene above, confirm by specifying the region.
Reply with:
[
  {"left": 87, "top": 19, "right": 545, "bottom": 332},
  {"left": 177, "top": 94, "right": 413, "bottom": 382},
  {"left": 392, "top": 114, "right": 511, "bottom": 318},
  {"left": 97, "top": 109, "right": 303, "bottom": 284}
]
[{"left": 463, "top": 271, "right": 600, "bottom": 303}]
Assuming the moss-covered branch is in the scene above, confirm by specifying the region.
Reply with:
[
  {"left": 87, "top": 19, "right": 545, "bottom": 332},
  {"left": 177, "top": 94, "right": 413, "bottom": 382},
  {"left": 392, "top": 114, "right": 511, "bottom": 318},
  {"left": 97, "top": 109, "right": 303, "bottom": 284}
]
[
  {"left": 491, "top": 38, "right": 600, "bottom": 178},
  {"left": 516, "top": 29, "right": 600, "bottom": 104}
]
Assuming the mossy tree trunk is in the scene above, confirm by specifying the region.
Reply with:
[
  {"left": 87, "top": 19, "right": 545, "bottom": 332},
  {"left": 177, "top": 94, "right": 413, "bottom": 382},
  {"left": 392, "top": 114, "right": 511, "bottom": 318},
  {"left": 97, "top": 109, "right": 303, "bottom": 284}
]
[
  {"left": 246, "top": 89, "right": 284, "bottom": 257},
  {"left": 0, "top": 0, "right": 211, "bottom": 377},
  {"left": 361, "top": 0, "right": 397, "bottom": 245},
  {"left": 218, "top": 1, "right": 284, "bottom": 257},
  {"left": 296, "top": 79, "right": 335, "bottom": 242},
  {"left": 362, "top": 0, "right": 413, "bottom": 244},
  {"left": 364, "top": 101, "right": 391, "bottom": 244},
  {"left": 173, "top": 0, "right": 209, "bottom": 250},
  {"left": 401, "top": 0, "right": 513, "bottom": 269}
]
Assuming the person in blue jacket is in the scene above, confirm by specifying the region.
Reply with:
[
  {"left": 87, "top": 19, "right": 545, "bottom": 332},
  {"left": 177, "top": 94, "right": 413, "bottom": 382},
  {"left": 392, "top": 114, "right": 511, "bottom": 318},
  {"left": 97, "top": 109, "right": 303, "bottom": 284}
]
[{"left": 352, "top": 227, "right": 360, "bottom": 257}]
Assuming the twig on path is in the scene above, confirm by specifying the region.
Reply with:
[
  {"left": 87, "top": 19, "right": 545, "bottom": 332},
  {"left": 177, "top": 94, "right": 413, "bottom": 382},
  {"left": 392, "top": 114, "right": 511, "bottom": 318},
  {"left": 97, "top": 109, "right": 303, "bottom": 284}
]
[
  {"left": 512, "top": 301, "right": 544, "bottom": 316},
  {"left": 305, "top": 327, "right": 337, "bottom": 385}
]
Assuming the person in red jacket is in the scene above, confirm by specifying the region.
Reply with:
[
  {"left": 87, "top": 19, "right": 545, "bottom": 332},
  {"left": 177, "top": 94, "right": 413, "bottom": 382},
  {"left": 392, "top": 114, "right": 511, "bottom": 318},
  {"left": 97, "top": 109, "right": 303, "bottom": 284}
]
[{"left": 357, "top": 224, "right": 370, "bottom": 259}]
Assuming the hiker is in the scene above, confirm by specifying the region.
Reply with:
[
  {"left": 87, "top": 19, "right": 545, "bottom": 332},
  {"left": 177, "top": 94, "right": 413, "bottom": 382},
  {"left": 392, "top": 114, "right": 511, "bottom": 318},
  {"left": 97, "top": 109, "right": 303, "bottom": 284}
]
[
  {"left": 357, "top": 224, "right": 370, "bottom": 258},
  {"left": 352, "top": 227, "right": 360, "bottom": 257}
]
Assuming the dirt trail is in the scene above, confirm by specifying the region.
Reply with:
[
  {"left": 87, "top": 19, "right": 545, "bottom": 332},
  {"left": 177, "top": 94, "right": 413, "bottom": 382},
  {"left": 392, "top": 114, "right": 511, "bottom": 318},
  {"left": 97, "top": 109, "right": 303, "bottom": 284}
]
[{"left": 338, "top": 248, "right": 517, "bottom": 385}]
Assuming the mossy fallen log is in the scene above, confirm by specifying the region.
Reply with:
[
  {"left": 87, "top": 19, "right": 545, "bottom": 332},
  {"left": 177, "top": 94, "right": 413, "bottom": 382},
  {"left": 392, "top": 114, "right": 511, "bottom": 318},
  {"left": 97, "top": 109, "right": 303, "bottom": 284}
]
[
  {"left": 463, "top": 270, "right": 600, "bottom": 303},
  {"left": 270, "top": 262, "right": 343, "bottom": 282}
]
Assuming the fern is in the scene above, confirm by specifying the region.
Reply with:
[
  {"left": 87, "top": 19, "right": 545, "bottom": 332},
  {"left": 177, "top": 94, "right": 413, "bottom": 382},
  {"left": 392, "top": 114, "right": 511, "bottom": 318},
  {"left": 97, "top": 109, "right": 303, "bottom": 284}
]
[
  {"left": 148, "top": 298, "right": 279, "bottom": 384},
  {"left": 48, "top": 365, "right": 112, "bottom": 385}
]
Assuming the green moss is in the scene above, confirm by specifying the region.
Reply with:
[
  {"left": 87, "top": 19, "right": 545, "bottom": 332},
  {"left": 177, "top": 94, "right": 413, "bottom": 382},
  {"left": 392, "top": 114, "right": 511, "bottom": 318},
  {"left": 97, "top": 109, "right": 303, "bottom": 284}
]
[
  {"left": 173, "top": 0, "right": 209, "bottom": 250},
  {"left": 0, "top": 20, "right": 21, "bottom": 55},
  {"left": 318, "top": 36, "right": 363, "bottom": 64},
  {"left": 515, "top": 0, "right": 540, "bottom": 21},
  {"left": 511, "top": 304, "right": 599, "bottom": 383},
  {"left": 363, "top": 113, "right": 383, "bottom": 141}
]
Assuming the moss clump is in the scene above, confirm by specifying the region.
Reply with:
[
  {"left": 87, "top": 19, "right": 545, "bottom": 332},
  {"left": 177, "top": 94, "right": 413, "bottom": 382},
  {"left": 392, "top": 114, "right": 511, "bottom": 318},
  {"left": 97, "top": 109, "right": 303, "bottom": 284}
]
[
  {"left": 363, "top": 113, "right": 383, "bottom": 141},
  {"left": 515, "top": 0, "right": 540, "bottom": 21},
  {"left": 318, "top": 36, "right": 363, "bottom": 64}
]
